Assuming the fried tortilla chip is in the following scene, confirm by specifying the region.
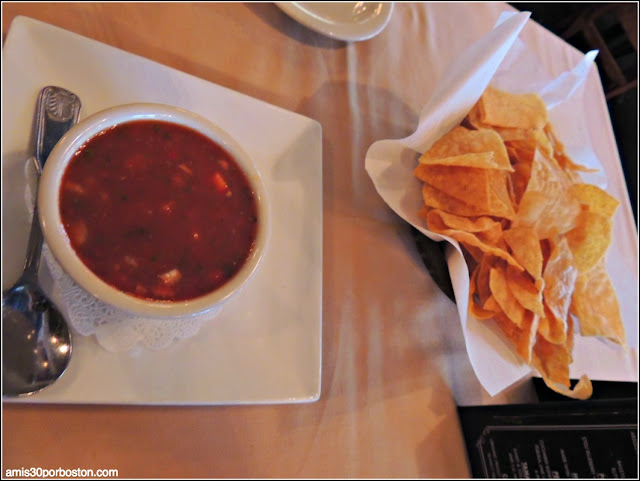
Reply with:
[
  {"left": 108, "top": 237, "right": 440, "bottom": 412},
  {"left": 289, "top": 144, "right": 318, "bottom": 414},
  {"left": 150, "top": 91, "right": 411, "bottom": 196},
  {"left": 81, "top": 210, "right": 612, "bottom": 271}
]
[
  {"left": 421, "top": 182, "right": 516, "bottom": 221},
  {"left": 510, "top": 161, "right": 533, "bottom": 204},
  {"left": 490, "top": 265, "right": 528, "bottom": 328},
  {"left": 506, "top": 264, "right": 544, "bottom": 317},
  {"left": 476, "top": 221, "right": 506, "bottom": 250},
  {"left": 474, "top": 256, "right": 494, "bottom": 305},
  {"left": 426, "top": 212, "right": 523, "bottom": 271},
  {"left": 538, "top": 305, "right": 568, "bottom": 345},
  {"left": 479, "top": 87, "right": 548, "bottom": 130},
  {"left": 565, "top": 210, "right": 613, "bottom": 273},
  {"left": 498, "top": 127, "right": 554, "bottom": 160},
  {"left": 531, "top": 317, "right": 593, "bottom": 400},
  {"left": 544, "top": 122, "right": 598, "bottom": 174},
  {"left": 483, "top": 295, "right": 502, "bottom": 313},
  {"left": 533, "top": 316, "right": 576, "bottom": 387},
  {"left": 417, "top": 152, "right": 503, "bottom": 169},
  {"left": 423, "top": 209, "right": 499, "bottom": 233},
  {"left": 421, "top": 165, "right": 493, "bottom": 208},
  {"left": 421, "top": 183, "right": 489, "bottom": 217},
  {"left": 518, "top": 150, "right": 581, "bottom": 239},
  {"left": 542, "top": 238, "right": 578, "bottom": 341},
  {"left": 516, "top": 189, "right": 551, "bottom": 224},
  {"left": 503, "top": 225, "right": 544, "bottom": 280},
  {"left": 492, "top": 310, "right": 539, "bottom": 364},
  {"left": 533, "top": 366, "right": 593, "bottom": 400},
  {"left": 487, "top": 170, "right": 517, "bottom": 219},
  {"left": 420, "top": 166, "right": 514, "bottom": 219},
  {"left": 466, "top": 99, "right": 491, "bottom": 130},
  {"left": 571, "top": 258, "right": 626, "bottom": 345},
  {"left": 469, "top": 267, "right": 497, "bottom": 320},
  {"left": 569, "top": 183, "right": 620, "bottom": 218},
  {"left": 420, "top": 126, "right": 513, "bottom": 171}
]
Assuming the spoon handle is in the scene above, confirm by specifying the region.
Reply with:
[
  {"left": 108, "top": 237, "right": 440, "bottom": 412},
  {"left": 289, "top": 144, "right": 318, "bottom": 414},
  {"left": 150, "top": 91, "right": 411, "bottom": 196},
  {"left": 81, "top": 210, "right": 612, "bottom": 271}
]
[
  {"left": 34, "top": 86, "right": 82, "bottom": 170},
  {"left": 22, "top": 87, "right": 81, "bottom": 283},
  {"left": 21, "top": 203, "right": 45, "bottom": 285}
]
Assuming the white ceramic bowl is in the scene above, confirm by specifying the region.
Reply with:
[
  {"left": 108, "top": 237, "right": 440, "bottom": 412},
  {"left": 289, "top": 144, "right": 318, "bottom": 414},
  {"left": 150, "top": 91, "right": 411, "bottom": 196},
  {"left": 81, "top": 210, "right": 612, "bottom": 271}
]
[{"left": 38, "top": 103, "right": 269, "bottom": 318}]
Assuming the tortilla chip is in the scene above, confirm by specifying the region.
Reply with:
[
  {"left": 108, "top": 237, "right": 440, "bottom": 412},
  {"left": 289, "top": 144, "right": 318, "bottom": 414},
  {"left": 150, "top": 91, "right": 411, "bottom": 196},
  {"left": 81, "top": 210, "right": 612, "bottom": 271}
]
[
  {"left": 420, "top": 126, "right": 513, "bottom": 171},
  {"left": 516, "top": 189, "right": 552, "bottom": 224},
  {"left": 565, "top": 210, "right": 613, "bottom": 273},
  {"left": 538, "top": 305, "right": 568, "bottom": 345},
  {"left": 483, "top": 295, "right": 502, "bottom": 313},
  {"left": 542, "top": 238, "right": 578, "bottom": 337},
  {"left": 431, "top": 227, "right": 524, "bottom": 271},
  {"left": 543, "top": 122, "right": 565, "bottom": 154},
  {"left": 493, "top": 310, "right": 539, "bottom": 364},
  {"left": 476, "top": 221, "right": 506, "bottom": 250},
  {"left": 510, "top": 161, "right": 533, "bottom": 204},
  {"left": 506, "top": 264, "right": 544, "bottom": 317},
  {"left": 490, "top": 265, "right": 528, "bottom": 328},
  {"left": 498, "top": 127, "right": 554, "bottom": 159},
  {"left": 533, "top": 367, "right": 593, "bottom": 400},
  {"left": 421, "top": 166, "right": 516, "bottom": 221},
  {"left": 421, "top": 182, "right": 515, "bottom": 220},
  {"left": 487, "top": 170, "right": 517, "bottom": 219},
  {"left": 474, "top": 256, "right": 494, "bottom": 305},
  {"left": 518, "top": 150, "right": 581, "bottom": 239},
  {"left": 503, "top": 225, "right": 544, "bottom": 280},
  {"left": 469, "top": 267, "right": 496, "bottom": 320},
  {"left": 532, "top": 316, "right": 575, "bottom": 387},
  {"left": 462, "top": 244, "right": 486, "bottom": 264},
  {"left": 531, "top": 318, "right": 593, "bottom": 400},
  {"left": 423, "top": 209, "right": 499, "bottom": 233},
  {"left": 421, "top": 165, "right": 493, "bottom": 208},
  {"left": 544, "top": 122, "right": 598, "bottom": 174},
  {"left": 480, "top": 87, "right": 548, "bottom": 129},
  {"left": 569, "top": 183, "right": 620, "bottom": 218},
  {"left": 466, "top": 100, "right": 491, "bottom": 130},
  {"left": 571, "top": 258, "right": 626, "bottom": 345},
  {"left": 417, "top": 152, "right": 506, "bottom": 170}
]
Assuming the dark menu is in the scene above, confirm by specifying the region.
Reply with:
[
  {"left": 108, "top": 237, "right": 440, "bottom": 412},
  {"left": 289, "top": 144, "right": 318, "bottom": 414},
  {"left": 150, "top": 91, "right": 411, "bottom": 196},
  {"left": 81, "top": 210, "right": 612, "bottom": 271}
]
[{"left": 458, "top": 398, "right": 638, "bottom": 478}]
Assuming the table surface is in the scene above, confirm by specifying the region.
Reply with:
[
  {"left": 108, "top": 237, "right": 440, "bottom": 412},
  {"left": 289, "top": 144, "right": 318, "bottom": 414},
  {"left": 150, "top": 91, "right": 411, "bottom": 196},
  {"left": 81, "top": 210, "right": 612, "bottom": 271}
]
[{"left": 1, "top": 2, "right": 635, "bottom": 478}]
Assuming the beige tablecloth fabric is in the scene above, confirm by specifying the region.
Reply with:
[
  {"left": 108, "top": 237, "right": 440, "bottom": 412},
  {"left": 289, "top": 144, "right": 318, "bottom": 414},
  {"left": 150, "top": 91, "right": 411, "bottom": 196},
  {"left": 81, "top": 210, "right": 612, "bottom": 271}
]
[{"left": 1, "top": 2, "right": 632, "bottom": 478}]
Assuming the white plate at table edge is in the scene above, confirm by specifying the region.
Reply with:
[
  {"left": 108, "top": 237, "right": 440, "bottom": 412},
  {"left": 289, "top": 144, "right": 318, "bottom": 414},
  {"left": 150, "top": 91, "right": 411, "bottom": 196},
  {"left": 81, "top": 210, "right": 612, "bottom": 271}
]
[
  {"left": 276, "top": 2, "right": 394, "bottom": 42},
  {"left": 2, "top": 16, "right": 323, "bottom": 405}
]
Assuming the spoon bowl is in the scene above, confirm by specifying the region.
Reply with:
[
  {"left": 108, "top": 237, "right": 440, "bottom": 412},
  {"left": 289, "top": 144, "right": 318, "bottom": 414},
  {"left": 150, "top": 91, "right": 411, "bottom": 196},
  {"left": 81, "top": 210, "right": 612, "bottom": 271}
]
[{"left": 2, "top": 281, "right": 72, "bottom": 396}]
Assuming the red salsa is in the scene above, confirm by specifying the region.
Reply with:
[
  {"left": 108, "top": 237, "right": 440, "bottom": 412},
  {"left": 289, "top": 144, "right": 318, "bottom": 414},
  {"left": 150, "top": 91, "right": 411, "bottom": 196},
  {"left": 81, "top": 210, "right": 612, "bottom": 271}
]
[{"left": 59, "top": 120, "right": 258, "bottom": 301}]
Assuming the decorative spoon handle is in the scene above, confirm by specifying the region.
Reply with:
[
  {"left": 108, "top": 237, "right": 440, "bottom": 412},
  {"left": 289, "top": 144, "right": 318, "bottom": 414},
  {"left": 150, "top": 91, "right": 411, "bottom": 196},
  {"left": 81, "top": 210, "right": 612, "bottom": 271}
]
[
  {"left": 34, "top": 86, "right": 82, "bottom": 171},
  {"left": 22, "top": 87, "right": 81, "bottom": 283}
]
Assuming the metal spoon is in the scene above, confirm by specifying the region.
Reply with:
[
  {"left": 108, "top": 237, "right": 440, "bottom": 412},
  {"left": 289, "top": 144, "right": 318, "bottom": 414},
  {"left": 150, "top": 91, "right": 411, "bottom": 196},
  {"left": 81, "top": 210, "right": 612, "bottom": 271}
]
[{"left": 2, "top": 86, "right": 81, "bottom": 397}]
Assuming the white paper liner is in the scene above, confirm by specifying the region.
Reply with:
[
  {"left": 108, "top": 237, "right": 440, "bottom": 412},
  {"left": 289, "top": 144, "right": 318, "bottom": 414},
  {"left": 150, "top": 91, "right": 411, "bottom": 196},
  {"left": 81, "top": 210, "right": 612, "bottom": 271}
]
[{"left": 365, "top": 11, "right": 637, "bottom": 396}]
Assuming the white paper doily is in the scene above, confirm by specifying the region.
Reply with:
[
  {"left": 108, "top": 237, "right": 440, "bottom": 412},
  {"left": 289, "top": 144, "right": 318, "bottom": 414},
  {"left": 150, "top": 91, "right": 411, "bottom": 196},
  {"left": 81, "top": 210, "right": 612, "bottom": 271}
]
[{"left": 26, "top": 159, "right": 221, "bottom": 353}]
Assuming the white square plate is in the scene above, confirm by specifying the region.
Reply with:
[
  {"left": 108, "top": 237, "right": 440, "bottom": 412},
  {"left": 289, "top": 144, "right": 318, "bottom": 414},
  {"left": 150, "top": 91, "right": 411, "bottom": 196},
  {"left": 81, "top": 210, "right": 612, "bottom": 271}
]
[{"left": 2, "top": 16, "right": 323, "bottom": 405}]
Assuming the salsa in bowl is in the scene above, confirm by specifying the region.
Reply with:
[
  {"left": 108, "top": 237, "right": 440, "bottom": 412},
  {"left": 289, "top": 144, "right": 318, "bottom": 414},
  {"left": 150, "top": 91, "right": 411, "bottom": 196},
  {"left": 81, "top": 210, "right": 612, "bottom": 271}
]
[{"left": 38, "top": 103, "right": 269, "bottom": 318}]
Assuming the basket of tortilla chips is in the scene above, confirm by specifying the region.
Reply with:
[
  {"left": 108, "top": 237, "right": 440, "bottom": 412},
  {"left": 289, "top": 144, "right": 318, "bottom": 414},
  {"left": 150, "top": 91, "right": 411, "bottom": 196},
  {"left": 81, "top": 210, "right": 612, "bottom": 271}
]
[
  {"left": 365, "top": 11, "right": 636, "bottom": 400},
  {"left": 413, "top": 86, "right": 626, "bottom": 400}
]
